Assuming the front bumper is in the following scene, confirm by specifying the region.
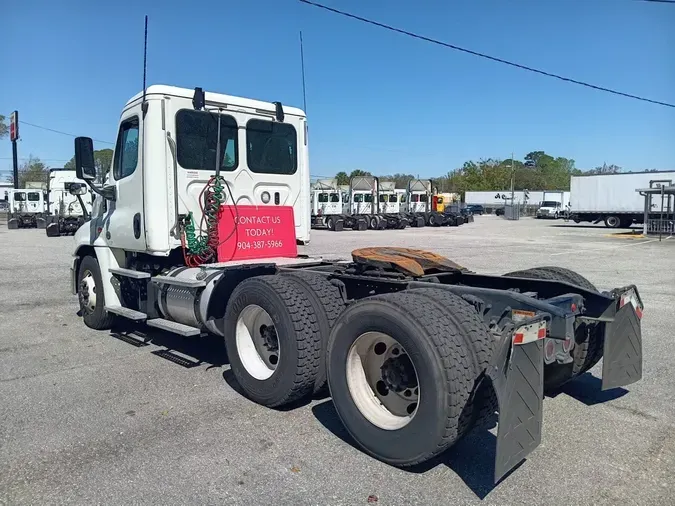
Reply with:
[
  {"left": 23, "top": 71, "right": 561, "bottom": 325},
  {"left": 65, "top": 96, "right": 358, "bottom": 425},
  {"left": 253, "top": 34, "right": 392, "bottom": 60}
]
[{"left": 490, "top": 285, "right": 643, "bottom": 482}]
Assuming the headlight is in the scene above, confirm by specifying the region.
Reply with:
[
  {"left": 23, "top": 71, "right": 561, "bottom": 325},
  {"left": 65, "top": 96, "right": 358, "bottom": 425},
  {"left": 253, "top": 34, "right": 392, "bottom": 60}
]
[{"left": 261, "top": 191, "right": 271, "bottom": 204}]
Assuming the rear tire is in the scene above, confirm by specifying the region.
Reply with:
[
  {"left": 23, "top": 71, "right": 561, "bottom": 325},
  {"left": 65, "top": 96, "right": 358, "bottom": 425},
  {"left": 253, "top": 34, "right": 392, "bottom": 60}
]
[
  {"left": 327, "top": 292, "right": 475, "bottom": 467},
  {"left": 223, "top": 275, "right": 323, "bottom": 408},
  {"left": 77, "top": 255, "right": 117, "bottom": 330},
  {"left": 408, "top": 288, "right": 498, "bottom": 428},
  {"left": 325, "top": 216, "right": 335, "bottom": 230},
  {"left": 503, "top": 266, "right": 604, "bottom": 390},
  {"left": 280, "top": 271, "right": 346, "bottom": 392},
  {"left": 604, "top": 215, "right": 621, "bottom": 228}
]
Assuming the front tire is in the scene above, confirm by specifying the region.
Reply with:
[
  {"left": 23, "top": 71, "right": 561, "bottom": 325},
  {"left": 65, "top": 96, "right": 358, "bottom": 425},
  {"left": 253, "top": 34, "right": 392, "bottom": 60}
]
[
  {"left": 77, "top": 255, "right": 116, "bottom": 330},
  {"left": 223, "top": 275, "right": 323, "bottom": 408},
  {"left": 327, "top": 292, "right": 475, "bottom": 467}
]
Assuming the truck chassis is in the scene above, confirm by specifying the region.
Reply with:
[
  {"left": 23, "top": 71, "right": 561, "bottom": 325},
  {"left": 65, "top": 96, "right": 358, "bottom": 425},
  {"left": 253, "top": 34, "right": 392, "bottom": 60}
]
[{"left": 71, "top": 246, "right": 643, "bottom": 483}]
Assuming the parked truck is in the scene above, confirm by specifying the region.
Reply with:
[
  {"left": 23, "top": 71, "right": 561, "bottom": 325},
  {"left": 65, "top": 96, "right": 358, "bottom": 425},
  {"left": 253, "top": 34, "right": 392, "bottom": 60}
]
[
  {"left": 68, "top": 84, "right": 643, "bottom": 483},
  {"left": 7, "top": 189, "right": 47, "bottom": 229},
  {"left": 536, "top": 191, "right": 570, "bottom": 219},
  {"left": 45, "top": 168, "right": 93, "bottom": 236},
  {"left": 569, "top": 171, "right": 675, "bottom": 228}
]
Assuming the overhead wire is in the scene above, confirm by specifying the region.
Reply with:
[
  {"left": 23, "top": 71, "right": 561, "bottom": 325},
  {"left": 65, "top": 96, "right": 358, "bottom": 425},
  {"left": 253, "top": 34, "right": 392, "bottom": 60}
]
[
  {"left": 298, "top": 0, "right": 675, "bottom": 109},
  {"left": 18, "top": 120, "right": 115, "bottom": 144}
]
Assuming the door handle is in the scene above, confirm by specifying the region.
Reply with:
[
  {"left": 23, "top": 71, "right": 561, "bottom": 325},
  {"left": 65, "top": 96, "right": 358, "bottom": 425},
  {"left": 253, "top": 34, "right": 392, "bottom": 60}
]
[{"left": 133, "top": 213, "right": 142, "bottom": 239}]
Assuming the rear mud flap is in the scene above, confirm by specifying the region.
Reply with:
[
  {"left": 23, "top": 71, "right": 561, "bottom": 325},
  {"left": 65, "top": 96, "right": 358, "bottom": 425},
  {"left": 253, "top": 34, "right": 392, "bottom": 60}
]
[
  {"left": 601, "top": 303, "right": 642, "bottom": 390},
  {"left": 487, "top": 338, "right": 544, "bottom": 483},
  {"left": 7, "top": 218, "right": 19, "bottom": 230}
]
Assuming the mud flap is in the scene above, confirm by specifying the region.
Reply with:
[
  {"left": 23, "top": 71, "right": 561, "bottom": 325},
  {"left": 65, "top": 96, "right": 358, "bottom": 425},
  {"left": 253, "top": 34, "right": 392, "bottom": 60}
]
[
  {"left": 601, "top": 302, "right": 642, "bottom": 390},
  {"left": 7, "top": 218, "right": 19, "bottom": 230},
  {"left": 487, "top": 336, "right": 544, "bottom": 483}
]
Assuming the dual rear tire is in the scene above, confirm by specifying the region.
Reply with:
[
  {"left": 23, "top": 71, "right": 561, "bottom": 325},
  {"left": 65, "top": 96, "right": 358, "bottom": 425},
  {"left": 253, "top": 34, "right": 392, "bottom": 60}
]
[{"left": 225, "top": 276, "right": 495, "bottom": 466}]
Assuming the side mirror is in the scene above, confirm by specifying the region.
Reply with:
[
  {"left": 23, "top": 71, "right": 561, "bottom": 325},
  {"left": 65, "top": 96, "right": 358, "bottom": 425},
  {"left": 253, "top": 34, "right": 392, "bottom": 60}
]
[
  {"left": 74, "top": 137, "right": 97, "bottom": 181},
  {"left": 67, "top": 182, "right": 88, "bottom": 196}
]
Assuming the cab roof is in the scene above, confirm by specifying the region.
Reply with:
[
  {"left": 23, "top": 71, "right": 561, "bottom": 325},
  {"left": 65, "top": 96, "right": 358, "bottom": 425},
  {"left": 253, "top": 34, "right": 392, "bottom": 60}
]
[{"left": 126, "top": 85, "right": 306, "bottom": 118}]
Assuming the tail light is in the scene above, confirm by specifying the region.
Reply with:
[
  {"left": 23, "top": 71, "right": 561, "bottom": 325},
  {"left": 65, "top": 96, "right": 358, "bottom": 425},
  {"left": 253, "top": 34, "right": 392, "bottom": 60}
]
[{"left": 513, "top": 320, "right": 547, "bottom": 345}]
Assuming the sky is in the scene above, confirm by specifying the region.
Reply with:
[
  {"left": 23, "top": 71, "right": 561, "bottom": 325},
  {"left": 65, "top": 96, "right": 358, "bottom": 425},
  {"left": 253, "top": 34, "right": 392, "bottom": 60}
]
[{"left": 1, "top": 0, "right": 674, "bottom": 181}]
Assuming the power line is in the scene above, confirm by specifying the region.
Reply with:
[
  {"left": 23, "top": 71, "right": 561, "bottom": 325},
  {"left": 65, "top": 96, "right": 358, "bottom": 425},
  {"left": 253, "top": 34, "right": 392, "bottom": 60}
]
[
  {"left": 638, "top": 0, "right": 675, "bottom": 4},
  {"left": 0, "top": 157, "right": 71, "bottom": 162},
  {"left": 19, "top": 121, "right": 115, "bottom": 145},
  {"left": 299, "top": 0, "right": 675, "bottom": 109}
]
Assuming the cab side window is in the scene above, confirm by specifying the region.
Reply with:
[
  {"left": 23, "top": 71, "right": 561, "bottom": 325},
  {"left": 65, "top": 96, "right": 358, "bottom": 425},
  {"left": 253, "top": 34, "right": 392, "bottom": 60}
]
[{"left": 113, "top": 117, "right": 140, "bottom": 180}]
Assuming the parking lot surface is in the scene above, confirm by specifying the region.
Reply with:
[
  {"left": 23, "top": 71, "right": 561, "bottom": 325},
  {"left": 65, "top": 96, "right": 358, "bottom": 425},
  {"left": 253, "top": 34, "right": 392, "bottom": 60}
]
[{"left": 1, "top": 216, "right": 674, "bottom": 505}]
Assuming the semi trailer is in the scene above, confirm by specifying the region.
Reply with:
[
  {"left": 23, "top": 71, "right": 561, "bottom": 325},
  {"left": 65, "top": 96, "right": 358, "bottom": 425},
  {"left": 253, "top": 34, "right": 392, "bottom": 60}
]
[
  {"left": 69, "top": 85, "right": 643, "bottom": 483},
  {"left": 45, "top": 169, "right": 93, "bottom": 236},
  {"left": 569, "top": 171, "right": 675, "bottom": 228}
]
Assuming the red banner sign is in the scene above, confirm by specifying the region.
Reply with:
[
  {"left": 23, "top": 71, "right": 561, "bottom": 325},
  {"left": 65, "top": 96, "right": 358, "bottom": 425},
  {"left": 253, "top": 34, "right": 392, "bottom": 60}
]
[{"left": 217, "top": 205, "right": 298, "bottom": 262}]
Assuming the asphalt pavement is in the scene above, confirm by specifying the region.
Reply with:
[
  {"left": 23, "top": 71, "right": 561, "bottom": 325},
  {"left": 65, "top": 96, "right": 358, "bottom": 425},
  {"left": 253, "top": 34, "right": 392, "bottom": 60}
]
[{"left": 1, "top": 216, "right": 674, "bottom": 505}]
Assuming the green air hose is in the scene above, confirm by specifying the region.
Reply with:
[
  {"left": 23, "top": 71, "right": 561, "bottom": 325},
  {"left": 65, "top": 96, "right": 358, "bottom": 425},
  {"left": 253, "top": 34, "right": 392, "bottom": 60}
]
[{"left": 184, "top": 175, "right": 227, "bottom": 262}]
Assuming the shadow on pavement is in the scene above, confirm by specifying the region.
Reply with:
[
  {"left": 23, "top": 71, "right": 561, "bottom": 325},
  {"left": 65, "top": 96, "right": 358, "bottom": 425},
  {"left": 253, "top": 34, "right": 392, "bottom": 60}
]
[
  {"left": 110, "top": 324, "right": 229, "bottom": 369},
  {"left": 549, "top": 372, "right": 629, "bottom": 405},
  {"left": 311, "top": 399, "right": 515, "bottom": 500}
]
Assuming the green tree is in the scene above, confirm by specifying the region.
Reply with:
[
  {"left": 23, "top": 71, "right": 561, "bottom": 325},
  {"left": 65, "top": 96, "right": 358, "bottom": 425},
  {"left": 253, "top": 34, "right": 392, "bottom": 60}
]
[
  {"left": 349, "top": 169, "right": 372, "bottom": 180},
  {"left": 65, "top": 148, "right": 114, "bottom": 178},
  {"left": 6, "top": 155, "right": 50, "bottom": 187},
  {"left": 335, "top": 171, "right": 349, "bottom": 186},
  {"left": 0, "top": 115, "right": 7, "bottom": 139}
]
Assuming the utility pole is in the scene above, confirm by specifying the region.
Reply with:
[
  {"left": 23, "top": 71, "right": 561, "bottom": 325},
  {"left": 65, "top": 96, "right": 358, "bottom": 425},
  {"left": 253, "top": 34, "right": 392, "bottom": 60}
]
[
  {"left": 10, "top": 111, "right": 19, "bottom": 189},
  {"left": 510, "top": 151, "right": 515, "bottom": 203}
]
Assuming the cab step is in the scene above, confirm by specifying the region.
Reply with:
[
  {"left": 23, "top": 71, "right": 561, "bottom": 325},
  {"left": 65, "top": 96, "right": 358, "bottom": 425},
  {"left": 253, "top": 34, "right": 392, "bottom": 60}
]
[
  {"left": 109, "top": 267, "right": 151, "bottom": 279},
  {"left": 105, "top": 305, "right": 147, "bottom": 321},
  {"left": 146, "top": 318, "right": 201, "bottom": 337}
]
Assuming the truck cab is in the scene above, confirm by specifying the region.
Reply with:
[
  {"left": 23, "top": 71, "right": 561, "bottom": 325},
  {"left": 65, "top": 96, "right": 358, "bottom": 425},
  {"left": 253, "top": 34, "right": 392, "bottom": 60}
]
[
  {"left": 73, "top": 84, "right": 309, "bottom": 261},
  {"left": 537, "top": 200, "right": 563, "bottom": 219}
]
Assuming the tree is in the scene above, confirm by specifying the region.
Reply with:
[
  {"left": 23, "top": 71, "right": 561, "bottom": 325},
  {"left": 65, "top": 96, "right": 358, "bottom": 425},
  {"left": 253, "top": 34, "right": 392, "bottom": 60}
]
[
  {"left": 586, "top": 163, "right": 621, "bottom": 175},
  {"left": 335, "top": 171, "right": 349, "bottom": 186},
  {"left": 349, "top": 169, "right": 372, "bottom": 180},
  {"left": 65, "top": 148, "right": 114, "bottom": 178},
  {"left": 0, "top": 115, "right": 7, "bottom": 139},
  {"left": 6, "top": 155, "right": 49, "bottom": 187}
]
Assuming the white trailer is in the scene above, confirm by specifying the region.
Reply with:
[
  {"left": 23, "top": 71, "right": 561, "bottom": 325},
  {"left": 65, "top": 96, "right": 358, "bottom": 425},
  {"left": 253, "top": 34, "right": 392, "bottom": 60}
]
[
  {"left": 464, "top": 191, "right": 546, "bottom": 208},
  {"left": 67, "top": 84, "right": 643, "bottom": 484},
  {"left": 569, "top": 171, "right": 675, "bottom": 228}
]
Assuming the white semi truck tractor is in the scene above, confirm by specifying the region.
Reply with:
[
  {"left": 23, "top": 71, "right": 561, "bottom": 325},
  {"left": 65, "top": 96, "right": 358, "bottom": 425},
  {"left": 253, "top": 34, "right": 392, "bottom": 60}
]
[
  {"left": 45, "top": 168, "right": 93, "bottom": 236},
  {"left": 69, "top": 85, "right": 644, "bottom": 483}
]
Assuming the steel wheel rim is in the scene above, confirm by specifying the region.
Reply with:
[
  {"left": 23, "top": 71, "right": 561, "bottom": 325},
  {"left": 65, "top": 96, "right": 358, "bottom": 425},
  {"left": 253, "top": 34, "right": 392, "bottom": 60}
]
[
  {"left": 346, "top": 331, "right": 419, "bottom": 430},
  {"left": 236, "top": 304, "right": 279, "bottom": 380},
  {"left": 80, "top": 271, "right": 97, "bottom": 312}
]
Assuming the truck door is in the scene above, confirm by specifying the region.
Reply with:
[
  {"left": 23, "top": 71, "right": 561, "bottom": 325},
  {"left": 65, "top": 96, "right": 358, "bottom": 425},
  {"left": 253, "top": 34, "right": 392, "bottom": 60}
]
[{"left": 104, "top": 111, "right": 146, "bottom": 251}]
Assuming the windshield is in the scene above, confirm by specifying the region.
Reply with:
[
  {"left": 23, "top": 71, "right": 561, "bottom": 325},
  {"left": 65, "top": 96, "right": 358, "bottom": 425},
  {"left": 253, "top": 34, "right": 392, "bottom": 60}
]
[
  {"left": 28, "top": 193, "right": 40, "bottom": 201},
  {"left": 14, "top": 192, "right": 25, "bottom": 201},
  {"left": 541, "top": 201, "right": 560, "bottom": 207},
  {"left": 329, "top": 193, "right": 340, "bottom": 203},
  {"left": 318, "top": 193, "right": 329, "bottom": 203}
]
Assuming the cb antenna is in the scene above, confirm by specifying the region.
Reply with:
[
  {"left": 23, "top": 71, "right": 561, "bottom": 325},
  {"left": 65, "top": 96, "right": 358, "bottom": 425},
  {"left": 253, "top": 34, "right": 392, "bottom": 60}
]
[
  {"left": 299, "top": 31, "right": 307, "bottom": 112},
  {"left": 141, "top": 15, "right": 149, "bottom": 116}
]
